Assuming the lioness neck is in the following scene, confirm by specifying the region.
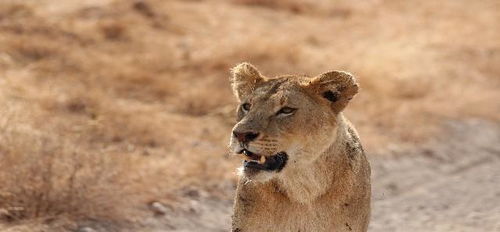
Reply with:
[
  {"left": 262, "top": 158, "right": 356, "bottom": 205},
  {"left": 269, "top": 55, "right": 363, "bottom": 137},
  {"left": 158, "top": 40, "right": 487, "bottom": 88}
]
[{"left": 276, "top": 113, "right": 355, "bottom": 203}]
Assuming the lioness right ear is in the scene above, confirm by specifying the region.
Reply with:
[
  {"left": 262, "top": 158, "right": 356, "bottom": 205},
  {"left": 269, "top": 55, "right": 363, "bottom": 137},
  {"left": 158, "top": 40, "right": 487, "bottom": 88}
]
[
  {"left": 230, "top": 62, "right": 265, "bottom": 101},
  {"left": 305, "top": 70, "right": 359, "bottom": 113}
]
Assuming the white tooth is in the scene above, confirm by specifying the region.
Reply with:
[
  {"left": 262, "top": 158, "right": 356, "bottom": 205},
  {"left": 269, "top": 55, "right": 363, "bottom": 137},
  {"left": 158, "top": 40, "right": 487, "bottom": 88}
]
[{"left": 259, "top": 156, "right": 266, "bottom": 164}]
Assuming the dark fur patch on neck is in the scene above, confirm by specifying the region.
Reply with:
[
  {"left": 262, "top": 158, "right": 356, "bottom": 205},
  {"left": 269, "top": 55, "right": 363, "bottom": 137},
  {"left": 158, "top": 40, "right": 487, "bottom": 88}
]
[{"left": 323, "top": 90, "right": 339, "bottom": 102}]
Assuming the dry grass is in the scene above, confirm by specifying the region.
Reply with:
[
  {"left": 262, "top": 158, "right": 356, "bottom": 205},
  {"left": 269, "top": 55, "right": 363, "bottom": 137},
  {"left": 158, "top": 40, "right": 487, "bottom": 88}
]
[
  {"left": 0, "top": 108, "right": 138, "bottom": 231},
  {"left": 0, "top": 0, "right": 499, "bottom": 229}
]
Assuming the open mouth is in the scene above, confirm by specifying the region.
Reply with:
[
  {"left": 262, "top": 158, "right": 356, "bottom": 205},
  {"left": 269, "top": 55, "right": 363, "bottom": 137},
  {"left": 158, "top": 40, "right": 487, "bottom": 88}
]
[{"left": 237, "top": 149, "right": 288, "bottom": 172}]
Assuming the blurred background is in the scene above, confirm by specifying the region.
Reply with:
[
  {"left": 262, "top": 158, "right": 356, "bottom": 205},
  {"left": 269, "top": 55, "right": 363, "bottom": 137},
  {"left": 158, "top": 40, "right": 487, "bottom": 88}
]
[{"left": 0, "top": 0, "right": 498, "bottom": 231}]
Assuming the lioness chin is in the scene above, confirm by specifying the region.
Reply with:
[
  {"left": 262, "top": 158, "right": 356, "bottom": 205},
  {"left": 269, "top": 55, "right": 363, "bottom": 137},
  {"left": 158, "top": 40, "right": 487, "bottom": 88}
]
[{"left": 228, "top": 63, "right": 371, "bottom": 232}]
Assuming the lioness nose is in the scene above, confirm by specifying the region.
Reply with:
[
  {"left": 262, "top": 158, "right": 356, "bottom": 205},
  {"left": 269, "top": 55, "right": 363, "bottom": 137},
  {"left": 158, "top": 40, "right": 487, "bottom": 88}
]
[{"left": 233, "top": 131, "right": 259, "bottom": 143}]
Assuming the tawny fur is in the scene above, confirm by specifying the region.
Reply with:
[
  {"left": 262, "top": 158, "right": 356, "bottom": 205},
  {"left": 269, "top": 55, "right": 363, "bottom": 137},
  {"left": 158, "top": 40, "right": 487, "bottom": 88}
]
[{"left": 229, "top": 63, "right": 371, "bottom": 232}]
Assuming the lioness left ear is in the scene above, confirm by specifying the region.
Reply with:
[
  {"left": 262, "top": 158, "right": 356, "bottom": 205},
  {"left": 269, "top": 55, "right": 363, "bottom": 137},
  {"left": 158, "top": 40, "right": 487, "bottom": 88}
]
[
  {"left": 230, "top": 62, "right": 265, "bottom": 101},
  {"left": 305, "top": 70, "right": 359, "bottom": 113}
]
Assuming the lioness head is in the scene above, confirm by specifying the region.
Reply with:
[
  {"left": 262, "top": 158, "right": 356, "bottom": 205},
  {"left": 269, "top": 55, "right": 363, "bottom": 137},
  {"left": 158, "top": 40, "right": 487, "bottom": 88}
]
[{"left": 229, "top": 63, "right": 358, "bottom": 182}]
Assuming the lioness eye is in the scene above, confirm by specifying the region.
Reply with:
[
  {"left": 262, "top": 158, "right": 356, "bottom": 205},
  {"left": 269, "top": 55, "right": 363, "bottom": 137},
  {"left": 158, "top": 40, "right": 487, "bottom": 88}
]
[
  {"left": 241, "top": 103, "right": 251, "bottom": 112},
  {"left": 277, "top": 107, "right": 297, "bottom": 116}
]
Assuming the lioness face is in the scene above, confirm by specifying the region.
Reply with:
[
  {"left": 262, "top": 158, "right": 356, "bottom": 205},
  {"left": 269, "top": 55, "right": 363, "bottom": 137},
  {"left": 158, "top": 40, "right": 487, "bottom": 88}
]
[{"left": 229, "top": 63, "right": 358, "bottom": 182}]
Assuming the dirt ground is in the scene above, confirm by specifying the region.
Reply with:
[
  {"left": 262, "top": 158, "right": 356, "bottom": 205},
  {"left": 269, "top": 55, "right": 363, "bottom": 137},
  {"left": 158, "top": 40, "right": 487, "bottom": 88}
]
[{"left": 131, "top": 119, "right": 500, "bottom": 232}]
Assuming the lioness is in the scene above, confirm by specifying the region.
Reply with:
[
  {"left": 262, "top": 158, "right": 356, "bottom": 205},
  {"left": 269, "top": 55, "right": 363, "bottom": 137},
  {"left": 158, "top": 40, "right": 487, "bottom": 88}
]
[{"left": 228, "top": 63, "right": 371, "bottom": 232}]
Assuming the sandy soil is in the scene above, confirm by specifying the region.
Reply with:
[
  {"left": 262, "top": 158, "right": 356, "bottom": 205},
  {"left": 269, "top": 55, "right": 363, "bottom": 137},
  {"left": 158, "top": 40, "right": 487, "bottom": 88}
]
[{"left": 132, "top": 119, "right": 500, "bottom": 232}]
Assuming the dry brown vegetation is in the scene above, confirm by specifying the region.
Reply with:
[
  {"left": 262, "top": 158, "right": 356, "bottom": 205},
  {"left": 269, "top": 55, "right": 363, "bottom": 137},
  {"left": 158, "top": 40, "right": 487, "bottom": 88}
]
[{"left": 0, "top": 0, "right": 499, "bottom": 230}]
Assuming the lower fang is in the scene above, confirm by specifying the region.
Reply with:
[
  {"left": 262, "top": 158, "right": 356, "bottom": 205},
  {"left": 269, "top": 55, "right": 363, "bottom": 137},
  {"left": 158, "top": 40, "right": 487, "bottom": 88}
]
[{"left": 258, "top": 155, "right": 266, "bottom": 164}]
